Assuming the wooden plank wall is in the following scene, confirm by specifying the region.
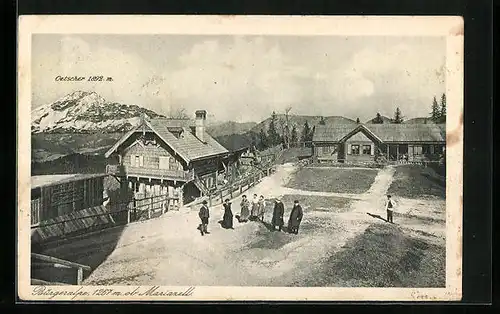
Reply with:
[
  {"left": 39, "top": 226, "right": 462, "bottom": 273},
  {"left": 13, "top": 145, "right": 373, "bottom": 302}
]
[{"left": 33, "top": 177, "right": 104, "bottom": 224}]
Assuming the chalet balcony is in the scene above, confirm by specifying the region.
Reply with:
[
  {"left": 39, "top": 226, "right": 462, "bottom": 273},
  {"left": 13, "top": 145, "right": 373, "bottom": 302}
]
[{"left": 106, "top": 164, "right": 194, "bottom": 182}]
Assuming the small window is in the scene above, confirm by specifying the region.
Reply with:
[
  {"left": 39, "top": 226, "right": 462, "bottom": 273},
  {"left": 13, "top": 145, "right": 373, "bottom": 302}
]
[
  {"left": 134, "top": 156, "right": 140, "bottom": 167},
  {"left": 322, "top": 146, "right": 331, "bottom": 154},
  {"left": 351, "top": 144, "right": 360, "bottom": 155},
  {"left": 362, "top": 145, "right": 371, "bottom": 155}
]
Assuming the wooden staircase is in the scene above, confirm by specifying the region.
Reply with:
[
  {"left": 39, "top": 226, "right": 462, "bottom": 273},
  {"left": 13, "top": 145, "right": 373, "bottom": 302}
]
[{"left": 193, "top": 175, "right": 211, "bottom": 196}]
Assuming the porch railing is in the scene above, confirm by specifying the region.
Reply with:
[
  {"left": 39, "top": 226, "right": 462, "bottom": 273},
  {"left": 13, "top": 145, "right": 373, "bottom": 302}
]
[{"left": 106, "top": 164, "right": 194, "bottom": 181}]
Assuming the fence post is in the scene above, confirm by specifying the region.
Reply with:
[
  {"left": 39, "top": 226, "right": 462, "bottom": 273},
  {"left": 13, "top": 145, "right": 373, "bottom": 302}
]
[
  {"left": 220, "top": 191, "right": 223, "bottom": 203},
  {"left": 148, "top": 196, "right": 152, "bottom": 219},
  {"left": 209, "top": 195, "right": 212, "bottom": 207},
  {"left": 133, "top": 198, "right": 137, "bottom": 221},
  {"left": 77, "top": 267, "right": 83, "bottom": 285},
  {"left": 127, "top": 207, "right": 131, "bottom": 224}
]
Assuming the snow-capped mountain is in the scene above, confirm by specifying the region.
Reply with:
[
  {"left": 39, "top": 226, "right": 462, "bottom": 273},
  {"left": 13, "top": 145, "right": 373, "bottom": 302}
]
[{"left": 31, "top": 91, "right": 164, "bottom": 133}]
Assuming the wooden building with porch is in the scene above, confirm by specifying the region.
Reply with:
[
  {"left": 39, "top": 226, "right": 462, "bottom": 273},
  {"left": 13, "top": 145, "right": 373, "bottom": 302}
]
[
  {"left": 104, "top": 110, "right": 237, "bottom": 206},
  {"left": 312, "top": 123, "right": 446, "bottom": 163},
  {"left": 31, "top": 173, "right": 107, "bottom": 227}
]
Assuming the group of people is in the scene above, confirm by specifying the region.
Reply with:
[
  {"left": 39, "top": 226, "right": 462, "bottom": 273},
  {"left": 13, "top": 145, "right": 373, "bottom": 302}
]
[
  {"left": 197, "top": 193, "right": 397, "bottom": 236},
  {"left": 197, "top": 193, "right": 304, "bottom": 236}
]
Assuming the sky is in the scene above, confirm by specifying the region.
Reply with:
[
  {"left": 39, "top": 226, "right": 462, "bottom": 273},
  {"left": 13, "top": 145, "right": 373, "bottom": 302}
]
[{"left": 31, "top": 34, "right": 446, "bottom": 123}]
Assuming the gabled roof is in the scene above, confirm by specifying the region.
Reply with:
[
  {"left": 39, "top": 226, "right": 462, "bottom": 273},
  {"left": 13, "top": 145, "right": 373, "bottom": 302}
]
[
  {"left": 313, "top": 123, "right": 446, "bottom": 143},
  {"left": 339, "top": 124, "right": 383, "bottom": 143},
  {"left": 105, "top": 118, "right": 229, "bottom": 163}
]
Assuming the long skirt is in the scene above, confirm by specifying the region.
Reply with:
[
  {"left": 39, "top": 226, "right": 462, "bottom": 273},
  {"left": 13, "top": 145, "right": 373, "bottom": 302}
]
[
  {"left": 240, "top": 206, "right": 250, "bottom": 221},
  {"left": 222, "top": 211, "right": 233, "bottom": 229},
  {"left": 251, "top": 203, "right": 259, "bottom": 217}
]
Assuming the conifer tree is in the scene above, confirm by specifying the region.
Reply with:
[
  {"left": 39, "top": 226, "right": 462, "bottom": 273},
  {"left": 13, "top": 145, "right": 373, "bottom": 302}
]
[
  {"left": 373, "top": 113, "right": 384, "bottom": 124},
  {"left": 439, "top": 93, "right": 447, "bottom": 123},
  {"left": 267, "top": 111, "right": 280, "bottom": 146},
  {"left": 431, "top": 96, "right": 440, "bottom": 122},
  {"left": 290, "top": 125, "right": 298, "bottom": 147},
  {"left": 301, "top": 120, "right": 310, "bottom": 144},
  {"left": 393, "top": 107, "right": 404, "bottom": 124},
  {"left": 258, "top": 127, "right": 268, "bottom": 150}
]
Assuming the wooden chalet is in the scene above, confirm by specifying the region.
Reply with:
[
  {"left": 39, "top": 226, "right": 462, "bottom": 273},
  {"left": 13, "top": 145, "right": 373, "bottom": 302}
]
[
  {"left": 31, "top": 173, "right": 107, "bottom": 227},
  {"left": 104, "top": 110, "right": 240, "bottom": 205},
  {"left": 312, "top": 123, "right": 446, "bottom": 163}
]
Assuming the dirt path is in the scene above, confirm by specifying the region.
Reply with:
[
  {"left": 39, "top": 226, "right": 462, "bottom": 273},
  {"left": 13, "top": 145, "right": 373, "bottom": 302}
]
[{"left": 83, "top": 163, "right": 442, "bottom": 286}]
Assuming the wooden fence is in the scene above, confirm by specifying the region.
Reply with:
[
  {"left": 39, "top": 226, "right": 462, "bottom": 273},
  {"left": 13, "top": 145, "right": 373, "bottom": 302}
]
[
  {"left": 31, "top": 253, "right": 91, "bottom": 285},
  {"left": 31, "top": 194, "right": 179, "bottom": 243},
  {"left": 200, "top": 147, "right": 283, "bottom": 207}
]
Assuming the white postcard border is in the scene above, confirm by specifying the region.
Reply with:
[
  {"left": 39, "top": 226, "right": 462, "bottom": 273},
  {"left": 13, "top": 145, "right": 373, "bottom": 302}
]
[{"left": 17, "top": 15, "right": 464, "bottom": 301}]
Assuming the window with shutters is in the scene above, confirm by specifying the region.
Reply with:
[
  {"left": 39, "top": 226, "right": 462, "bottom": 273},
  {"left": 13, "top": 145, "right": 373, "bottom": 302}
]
[
  {"left": 351, "top": 145, "right": 360, "bottom": 155},
  {"left": 362, "top": 145, "right": 371, "bottom": 155}
]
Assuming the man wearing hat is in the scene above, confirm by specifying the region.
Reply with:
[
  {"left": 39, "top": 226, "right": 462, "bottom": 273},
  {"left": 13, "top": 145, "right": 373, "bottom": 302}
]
[
  {"left": 288, "top": 200, "right": 303, "bottom": 235},
  {"left": 271, "top": 197, "right": 285, "bottom": 232},
  {"left": 198, "top": 200, "right": 210, "bottom": 236}
]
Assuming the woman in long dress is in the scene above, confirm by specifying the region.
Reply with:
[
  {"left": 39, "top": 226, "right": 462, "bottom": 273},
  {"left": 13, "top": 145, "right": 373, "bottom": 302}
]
[
  {"left": 239, "top": 195, "right": 250, "bottom": 222},
  {"left": 250, "top": 194, "right": 259, "bottom": 220},
  {"left": 271, "top": 198, "right": 285, "bottom": 231},
  {"left": 257, "top": 195, "right": 266, "bottom": 222},
  {"left": 221, "top": 199, "right": 234, "bottom": 229}
]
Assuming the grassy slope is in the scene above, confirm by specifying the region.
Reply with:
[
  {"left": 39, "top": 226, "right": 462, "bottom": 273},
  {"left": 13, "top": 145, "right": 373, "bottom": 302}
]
[
  {"left": 281, "top": 194, "right": 353, "bottom": 213},
  {"left": 207, "top": 121, "right": 257, "bottom": 138},
  {"left": 32, "top": 133, "right": 122, "bottom": 162},
  {"left": 285, "top": 168, "right": 378, "bottom": 194},
  {"left": 297, "top": 223, "right": 445, "bottom": 287},
  {"left": 388, "top": 165, "right": 445, "bottom": 199}
]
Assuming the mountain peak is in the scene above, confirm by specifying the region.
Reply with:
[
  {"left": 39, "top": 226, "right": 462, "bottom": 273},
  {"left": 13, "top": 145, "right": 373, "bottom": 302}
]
[{"left": 31, "top": 91, "right": 163, "bottom": 134}]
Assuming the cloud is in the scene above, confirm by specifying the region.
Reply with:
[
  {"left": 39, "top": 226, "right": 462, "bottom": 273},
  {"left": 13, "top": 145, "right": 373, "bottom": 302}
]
[
  {"left": 143, "top": 37, "right": 309, "bottom": 122},
  {"left": 33, "top": 36, "right": 156, "bottom": 108},
  {"left": 32, "top": 35, "right": 445, "bottom": 123},
  {"left": 313, "top": 41, "right": 445, "bottom": 119}
]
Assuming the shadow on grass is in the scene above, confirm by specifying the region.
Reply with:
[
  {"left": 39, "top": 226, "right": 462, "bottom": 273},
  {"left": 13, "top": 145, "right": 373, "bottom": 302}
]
[
  {"left": 246, "top": 222, "right": 294, "bottom": 250},
  {"left": 367, "top": 212, "right": 388, "bottom": 223}
]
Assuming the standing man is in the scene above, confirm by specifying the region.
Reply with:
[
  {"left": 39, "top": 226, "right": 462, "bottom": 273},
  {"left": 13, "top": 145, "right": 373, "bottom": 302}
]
[
  {"left": 271, "top": 197, "right": 285, "bottom": 232},
  {"left": 198, "top": 200, "right": 210, "bottom": 236},
  {"left": 385, "top": 195, "right": 395, "bottom": 223},
  {"left": 288, "top": 200, "right": 303, "bottom": 234}
]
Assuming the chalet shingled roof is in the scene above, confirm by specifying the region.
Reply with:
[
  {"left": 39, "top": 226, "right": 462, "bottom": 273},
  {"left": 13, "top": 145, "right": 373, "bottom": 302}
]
[
  {"left": 313, "top": 123, "right": 446, "bottom": 143},
  {"left": 105, "top": 117, "right": 229, "bottom": 163},
  {"left": 148, "top": 119, "right": 229, "bottom": 162}
]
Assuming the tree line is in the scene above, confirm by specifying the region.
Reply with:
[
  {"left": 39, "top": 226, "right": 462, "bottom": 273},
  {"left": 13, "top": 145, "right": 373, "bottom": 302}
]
[
  {"left": 254, "top": 93, "right": 446, "bottom": 150},
  {"left": 367, "top": 93, "right": 447, "bottom": 124},
  {"left": 255, "top": 111, "right": 314, "bottom": 150}
]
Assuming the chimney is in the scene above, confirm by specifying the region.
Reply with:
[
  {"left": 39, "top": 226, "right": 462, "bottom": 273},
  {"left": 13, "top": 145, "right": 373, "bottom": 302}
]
[{"left": 195, "top": 110, "right": 207, "bottom": 143}]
